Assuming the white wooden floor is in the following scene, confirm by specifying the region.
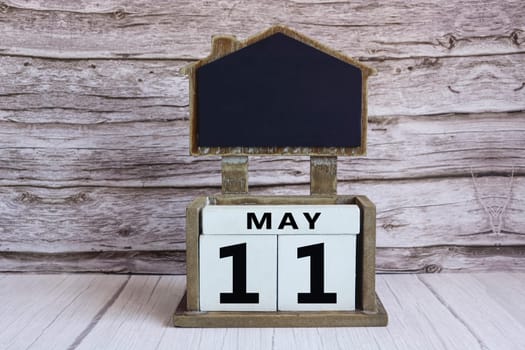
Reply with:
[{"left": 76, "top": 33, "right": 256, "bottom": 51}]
[{"left": 0, "top": 273, "right": 524, "bottom": 350}]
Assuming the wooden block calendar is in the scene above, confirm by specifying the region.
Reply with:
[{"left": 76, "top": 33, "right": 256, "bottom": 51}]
[
  {"left": 173, "top": 26, "right": 388, "bottom": 327},
  {"left": 175, "top": 195, "right": 387, "bottom": 327}
]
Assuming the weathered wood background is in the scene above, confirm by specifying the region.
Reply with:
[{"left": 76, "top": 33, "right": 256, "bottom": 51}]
[{"left": 0, "top": 0, "right": 523, "bottom": 274}]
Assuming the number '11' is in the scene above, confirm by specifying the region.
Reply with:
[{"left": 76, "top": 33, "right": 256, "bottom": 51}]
[{"left": 219, "top": 242, "right": 337, "bottom": 304}]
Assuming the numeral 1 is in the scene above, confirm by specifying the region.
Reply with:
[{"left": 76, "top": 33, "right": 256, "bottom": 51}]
[
  {"left": 297, "top": 243, "right": 337, "bottom": 303},
  {"left": 219, "top": 243, "right": 259, "bottom": 304}
]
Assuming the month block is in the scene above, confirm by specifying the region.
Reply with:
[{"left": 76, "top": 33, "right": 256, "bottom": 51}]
[
  {"left": 202, "top": 205, "right": 360, "bottom": 235},
  {"left": 277, "top": 235, "right": 358, "bottom": 311},
  {"left": 199, "top": 235, "right": 277, "bottom": 311}
]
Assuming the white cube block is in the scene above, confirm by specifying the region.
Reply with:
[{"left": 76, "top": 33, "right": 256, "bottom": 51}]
[
  {"left": 278, "top": 235, "right": 357, "bottom": 311},
  {"left": 199, "top": 235, "right": 277, "bottom": 311},
  {"left": 202, "top": 205, "right": 360, "bottom": 235}
]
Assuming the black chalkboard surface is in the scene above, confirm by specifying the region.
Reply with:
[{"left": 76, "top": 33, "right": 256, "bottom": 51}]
[{"left": 196, "top": 33, "right": 363, "bottom": 149}]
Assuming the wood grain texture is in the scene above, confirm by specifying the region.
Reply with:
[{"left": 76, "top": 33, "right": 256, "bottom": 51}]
[
  {"left": 310, "top": 156, "right": 337, "bottom": 195},
  {"left": 370, "top": 55, "right": 525, "bottom": 116},
  {"left": 367, "top": 275, "right": 482, "bottom": 349},
  {"left": 173, "top": 294, "right": 387, "bottom": 327},
  {"left": 377, "top": 245, "right": 525, "bottom": 273},
  {"left": 185, "top": 197, "right": 207, "bottom": 310},
  {"left": 0, "top": 250, "right": 185, "bottom": 274},
  {"left": 221, "top": 156, "right": 249, "bottom": 194},
  {"left": 2, "top": 273, "right": 522, "bottom": 349},
  {"left": 0, "top": 0, "right": 523, "bottom": 273},
  {"left": 0, "top": 274, "right": 128, "bottom": 349},
  {"left": 420, "top": 273, "right": 525, "bottom": 349},
  {"left": 471, "top": 272, "right": 525, "bottom": 325},
  {"left": 76, "top": 275, "right": 186, "bottom": 350},
  {"left": 0, "top": 177, "right": 523, "bottom": 252},
  {"left": 1, "top": 55, "right": 524, "bottom": 122},
  {"left": 0, "top": 186, "right": 199, "bottom": 252},
  {"left": 0, "top": 113, "right": 523, "bottom": 187},
  {"left": 0, "top": 57, "right": 188, "bottom": 124},
  {"left": 0, "top": 0, "right": 523, "bottom": 60},
  {"left": 0, "top": 175, "right": 523, "bottom": 273},
  {"left": 3, "top": 246, "right": 522, "bottom": 275},
  {"left": 355, "top": 196, "right": 377, "bottom": 311}
]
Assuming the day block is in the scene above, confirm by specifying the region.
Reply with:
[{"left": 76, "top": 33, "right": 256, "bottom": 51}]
[
  {"left": 202, "top": 205, "right": 360, "bottom": 234},
  {"left": 278, "top": 235, "right": 357, "bottom": 311},
  {"left": 199, "top": 235, "right": 277, "bottom": 311}
]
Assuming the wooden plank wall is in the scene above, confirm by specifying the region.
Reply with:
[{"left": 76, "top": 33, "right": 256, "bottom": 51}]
[{"left": 0, "top": 0, "right": 523, "bottom": 274}]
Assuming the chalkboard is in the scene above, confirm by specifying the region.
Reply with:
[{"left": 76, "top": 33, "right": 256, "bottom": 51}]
[{"left": 196, "top": 33, "right": 363, "bottom": 149}]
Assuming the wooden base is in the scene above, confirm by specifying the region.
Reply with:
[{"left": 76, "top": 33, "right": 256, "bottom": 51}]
[{"left": 173, "top": 292, "right": 388, "bottom": 328}]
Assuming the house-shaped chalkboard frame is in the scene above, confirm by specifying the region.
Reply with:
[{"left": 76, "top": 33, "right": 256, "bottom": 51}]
[
  {"left": 174, "top": 26, "right": 387, "bottom": 328},
  {"left": 184, "top": 25, "right": 375, "bottom": 156}
]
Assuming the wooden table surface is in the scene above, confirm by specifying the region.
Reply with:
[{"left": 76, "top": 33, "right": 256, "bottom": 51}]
[{"left": 1, "top": 273, "right": 524, "bottom": 350}]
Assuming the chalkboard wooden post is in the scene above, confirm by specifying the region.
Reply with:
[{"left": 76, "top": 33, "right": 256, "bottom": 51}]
[
  {"left": 310, "top": 156, "right": 337, "bottom": 195},
  {"left": 222, "top": 156, "right": 248, "bottom": 194},
  {"left": 174, "top": 25, "right": 387, "bottom": 327}
]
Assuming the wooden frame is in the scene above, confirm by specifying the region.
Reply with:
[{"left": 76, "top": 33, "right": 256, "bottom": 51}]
[
  {"left": 175, "top": 25, "right": 385, "bottom": 327},
  {"left": 173, "top": 194, "right": 387, "bottom": 327},
  {"left": 183, "top": 25, "right": 375, "bottom": 157}
]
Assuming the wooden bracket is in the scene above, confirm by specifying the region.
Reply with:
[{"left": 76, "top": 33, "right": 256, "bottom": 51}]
[
  {"left": 222, "top": 156, "right": 248, "bottom": 194},
  {"left": 310, "top": 156, "right": 337, "bottom": 195}
]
